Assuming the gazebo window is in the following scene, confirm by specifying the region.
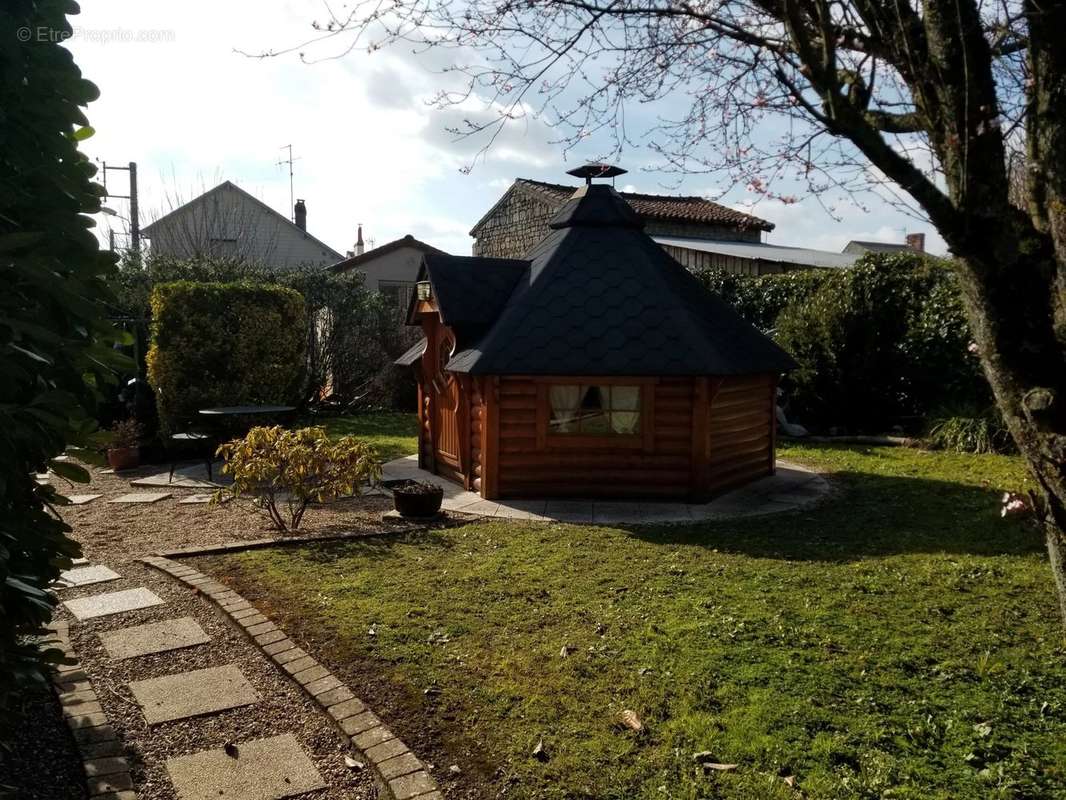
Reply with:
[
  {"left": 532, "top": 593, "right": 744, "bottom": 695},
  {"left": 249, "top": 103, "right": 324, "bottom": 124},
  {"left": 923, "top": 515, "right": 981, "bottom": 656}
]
[{"left": 549, "top": 384, "right": 641, "bottom": 435}]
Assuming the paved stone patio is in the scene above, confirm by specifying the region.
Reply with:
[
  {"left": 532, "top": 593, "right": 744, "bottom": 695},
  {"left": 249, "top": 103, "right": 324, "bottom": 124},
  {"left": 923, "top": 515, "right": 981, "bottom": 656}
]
[
  {"left": 382, "top": 455, "right": 830, "bottom": 524},
  {"left": 99, "top": 616, "right": 211, "bottom": 660},
  {"left": 109, "top": 491, "right": 172, "bottom": 504},
  {"left": 57, "top": 565, "right": 121, "bottom": 588},
  {"left": 66, "top": 494, "right": 103, "bottom": 505},
  {"left": 165, "top": 734, "right": 325, "bottom": 800},
  {"left": 64, "top": 587, "right": 165, "bottom": 620},
  {"left": 132, "top": 462, "right": 231, "bottom": 490},
  {"left": 129, "top": 664, "right": 260, "bottom": 724}
]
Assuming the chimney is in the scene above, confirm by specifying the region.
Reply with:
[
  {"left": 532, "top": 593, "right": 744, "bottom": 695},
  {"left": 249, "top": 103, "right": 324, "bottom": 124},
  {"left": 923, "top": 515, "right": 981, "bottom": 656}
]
[
  {"left": 355, "top": 224, "right": 365, "bottom": 256},
  {"left": 906, "top": 232, "right": 925, "bottom": 252},
  {"left": 294, "top": 199, "right": 307, "bottom": 231}
]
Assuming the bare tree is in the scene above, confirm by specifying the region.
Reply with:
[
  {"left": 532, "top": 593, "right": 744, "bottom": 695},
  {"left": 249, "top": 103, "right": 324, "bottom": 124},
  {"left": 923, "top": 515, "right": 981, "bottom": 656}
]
[{"left": 276, "top": 0, "right": 1066, "bottom": 622}]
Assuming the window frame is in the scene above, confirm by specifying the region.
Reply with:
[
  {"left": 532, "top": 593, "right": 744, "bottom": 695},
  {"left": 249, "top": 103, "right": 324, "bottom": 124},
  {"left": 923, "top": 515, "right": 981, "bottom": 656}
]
[{"left": 534, "top": 377, "right": 656, "bottom": 451}]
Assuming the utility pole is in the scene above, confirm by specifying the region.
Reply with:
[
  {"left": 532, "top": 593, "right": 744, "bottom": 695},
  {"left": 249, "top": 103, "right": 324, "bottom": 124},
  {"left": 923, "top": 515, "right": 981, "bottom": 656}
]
[
  {"left": 276, "top": 144, "right": 299, "bottom": 222},
  {"left": 101, "top": 160, "right": 140, "bottom": 254}
]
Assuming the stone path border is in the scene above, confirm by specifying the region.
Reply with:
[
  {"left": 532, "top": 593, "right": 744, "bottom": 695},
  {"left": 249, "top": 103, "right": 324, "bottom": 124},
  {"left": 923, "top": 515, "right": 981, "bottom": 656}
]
[
  {"left": 139, "top": 555, "right": 442, "bottom": 800},
  {"left": 43, "top": 620, "right": 138, "bottom": 800},
  {"left": 152, "top": 524, "right": 426, "bottom": 560}
]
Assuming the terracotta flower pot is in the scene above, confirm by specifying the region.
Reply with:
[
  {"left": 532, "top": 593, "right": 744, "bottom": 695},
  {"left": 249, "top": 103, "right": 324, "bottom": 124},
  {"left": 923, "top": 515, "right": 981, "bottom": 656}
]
[
  {"left": 387, "top": 480, "right": 444, "bottom": 518},
  {"left": 107, "top": 446, "right": 140, "bottom": 471}
]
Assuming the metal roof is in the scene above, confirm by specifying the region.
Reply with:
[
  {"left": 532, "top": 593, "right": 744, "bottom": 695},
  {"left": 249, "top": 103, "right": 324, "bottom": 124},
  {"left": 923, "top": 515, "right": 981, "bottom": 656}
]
[{"left": 654, "top": 236, "right": 860, "bottom": 270}]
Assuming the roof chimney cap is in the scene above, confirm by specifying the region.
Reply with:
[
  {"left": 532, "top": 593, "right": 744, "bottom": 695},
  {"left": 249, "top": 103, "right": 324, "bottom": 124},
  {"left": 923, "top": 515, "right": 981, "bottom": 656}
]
[{"left": 567, "top": 163, "right": 627, "bottom": 185}]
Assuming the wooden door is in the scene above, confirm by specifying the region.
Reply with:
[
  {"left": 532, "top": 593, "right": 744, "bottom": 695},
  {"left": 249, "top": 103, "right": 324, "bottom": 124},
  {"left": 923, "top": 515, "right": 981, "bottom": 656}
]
[{"left": 432, "top": 333, "right": 462, "bottom": 481}]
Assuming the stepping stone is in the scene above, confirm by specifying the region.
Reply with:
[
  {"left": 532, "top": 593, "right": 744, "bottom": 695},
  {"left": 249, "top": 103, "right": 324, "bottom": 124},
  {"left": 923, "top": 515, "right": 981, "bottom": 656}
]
[
  {"left": 72, "top": 558, "right": 90, "bottom": 566},
  {"left": 177, "top": 493, "right": 230, "bottom": 504},
  {"left": 166, "top": 734, "right": 325, "bottom": 800},
  {"left": 99, "top": 617, "right": 210, "bottom": 660},
  {"left": 57, "top": 565, "right": 121, "bottom": 588},
  {"left": 64, "top": 587, "right": 165, "bottom": 621},
  {"left": 109, "top": 492, "right": 171, "bottom": 504},
  {"left": 129, "top": 664, "right": 258, "bottom": 724},
  {"left": 66, "top": 494, "right": 102, "bottom": 505}
]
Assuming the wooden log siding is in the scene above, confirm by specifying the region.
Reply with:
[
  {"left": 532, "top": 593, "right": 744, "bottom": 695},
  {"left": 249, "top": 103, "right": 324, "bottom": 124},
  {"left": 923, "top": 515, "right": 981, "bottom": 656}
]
[
  {"left": 495, "top": 377, "right": 697, "bottom": 499},
  {"left": 706, "top": 374, "right": 775, "bottom": 494}
]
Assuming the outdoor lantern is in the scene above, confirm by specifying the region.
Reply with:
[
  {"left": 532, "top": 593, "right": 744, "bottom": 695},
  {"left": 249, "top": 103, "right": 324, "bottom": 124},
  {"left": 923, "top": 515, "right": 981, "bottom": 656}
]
[{"left": 416, "top": 280, "right": 432, "bottom": 301}]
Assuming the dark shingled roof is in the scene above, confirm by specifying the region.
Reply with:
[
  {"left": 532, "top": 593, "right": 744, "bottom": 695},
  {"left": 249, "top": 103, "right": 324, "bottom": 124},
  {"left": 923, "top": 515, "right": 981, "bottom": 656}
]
[
  {"left": 420, "top": 254, "right": 527, "bottom": 327},
  {"left": 408, "top": 184, "right": 794, "bottom": 377},
  {"left": 470, "top": 178, "right": 775, "bottom": 234}
]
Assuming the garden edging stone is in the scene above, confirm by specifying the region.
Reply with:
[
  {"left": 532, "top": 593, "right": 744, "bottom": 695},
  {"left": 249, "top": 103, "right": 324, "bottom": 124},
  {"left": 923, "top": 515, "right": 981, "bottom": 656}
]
[
  {"left": 44, "top": 619, "right": 139, "bottom": 800},
  {"left": 139, "top": 555, "right": 443, "bottom": 800}
]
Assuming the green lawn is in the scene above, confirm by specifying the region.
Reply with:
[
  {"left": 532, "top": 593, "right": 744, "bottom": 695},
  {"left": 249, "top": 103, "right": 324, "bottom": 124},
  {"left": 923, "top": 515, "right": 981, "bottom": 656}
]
[
  {"left": 200, "top": 440, "right": 1066, "bottom": 800},
  {"left": 315, "top": 412, "right": 419, "bottom": 463}
]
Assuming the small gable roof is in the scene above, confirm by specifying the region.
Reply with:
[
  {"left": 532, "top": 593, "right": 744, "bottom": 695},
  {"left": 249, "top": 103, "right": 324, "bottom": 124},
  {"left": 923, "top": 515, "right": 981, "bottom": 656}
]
[
  {"left": 328, "top": 234, "right": 444, "bottom": 273},
  {"left": 470, "top": 178, "right": 774, "bottom": 236},
  {"left": 416, "top": 184, "right": 794, "bottom": 377}
]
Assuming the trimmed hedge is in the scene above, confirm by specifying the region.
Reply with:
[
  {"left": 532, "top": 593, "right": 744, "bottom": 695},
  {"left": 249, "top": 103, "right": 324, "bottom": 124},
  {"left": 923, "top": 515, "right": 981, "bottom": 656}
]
[
  {"left": 147, "top": 282, "right": 306, "bottom": 430},
  {"left": 696, "top": 253, "right": 990, "bottom": 433}
]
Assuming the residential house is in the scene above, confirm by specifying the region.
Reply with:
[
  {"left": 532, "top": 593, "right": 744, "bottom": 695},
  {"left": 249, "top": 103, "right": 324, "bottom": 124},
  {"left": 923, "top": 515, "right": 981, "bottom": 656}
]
[
  {"left": 329, "top": 232, "right": 445, "bottom": 313},
  {"left": 143, "top": 181, "right": 343, "bottom": 269}
]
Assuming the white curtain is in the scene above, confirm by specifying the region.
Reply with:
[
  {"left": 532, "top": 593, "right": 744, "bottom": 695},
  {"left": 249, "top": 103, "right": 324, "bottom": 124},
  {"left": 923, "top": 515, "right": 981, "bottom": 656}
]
[
  {"left": 610, "top": 386, "right": 641, "bottom": 434},
  {"left": 550, "top": 385, "right": 581, "bottom": 432}
]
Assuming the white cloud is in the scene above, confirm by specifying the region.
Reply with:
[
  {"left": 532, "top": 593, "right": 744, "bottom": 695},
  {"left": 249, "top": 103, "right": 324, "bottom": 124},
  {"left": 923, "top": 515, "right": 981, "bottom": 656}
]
[{"left": 68, "top": 0, "right": 949, "bottom": 261}]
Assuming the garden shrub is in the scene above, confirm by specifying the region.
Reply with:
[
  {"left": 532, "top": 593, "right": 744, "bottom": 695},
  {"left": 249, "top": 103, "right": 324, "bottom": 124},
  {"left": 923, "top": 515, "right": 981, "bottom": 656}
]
[
  {"left": 698, "top": 253, "right": 986, "bottom": 433},
  {"left": 695, "top": 268, "right": 831, "bottom": 331},
  {"left": 925, "top": 405, "right": 1015, "bottom": 454},
  {"left": 216, "top": 426, "right": 382, "bottom": 531},
  {"left": 146, "top": 282, "right": 306, "bottom": 431},
  {"left": 775, "top": 253, "right": 986, "bottom": 431},
  {"left": 0, "top": 0, "right": 124, "bottom": 712},
  {"left": 114, "top": 255, "right": 417, "bottom": 408}
]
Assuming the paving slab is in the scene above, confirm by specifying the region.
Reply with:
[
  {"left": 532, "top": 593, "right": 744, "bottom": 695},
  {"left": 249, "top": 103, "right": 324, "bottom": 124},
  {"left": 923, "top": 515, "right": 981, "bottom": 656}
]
[
  {"left": 66, "top": 494, "right": 103, "bottom": 506},
  {"left": 591, "top": 503, "right": 644, "bottom": 524},
  {"left": 166, "top": 733, "right": 325, "bottom": 800},
  {"left": 99, "top": 617, "right": 211, "bottom": 660},
  {"left": 130, "top": 462, "right": 229, "bottom": 490},
  {"left": 64, "top": 587, "right": 165, "bottom": 621},
  {"left": 109, "top": 492, "right": 172, "bottom": 504},
  {"left": 57, "top": 565, "right": 121, "bottom": 589},
  {"left": 72, "top": 557, "right": 90, "bottom": 566},
  {"left": 129, "top": 664, "right": 258, "bottom": 724},
  {"left": 177, "top": 493, "right": 222, "bottom": 504}
]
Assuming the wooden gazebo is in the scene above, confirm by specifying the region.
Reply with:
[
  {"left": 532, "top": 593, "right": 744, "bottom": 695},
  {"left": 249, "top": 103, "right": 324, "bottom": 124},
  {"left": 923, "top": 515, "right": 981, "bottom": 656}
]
[{"left": 397, "top": 166, "right": 795, "bottom": 501}]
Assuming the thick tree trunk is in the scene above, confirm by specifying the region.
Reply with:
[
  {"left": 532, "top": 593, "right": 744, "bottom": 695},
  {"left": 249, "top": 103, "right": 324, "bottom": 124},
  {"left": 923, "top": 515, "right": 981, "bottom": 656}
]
[{"left": 950, "top": 211, "right": 1066, "bottom": 623}]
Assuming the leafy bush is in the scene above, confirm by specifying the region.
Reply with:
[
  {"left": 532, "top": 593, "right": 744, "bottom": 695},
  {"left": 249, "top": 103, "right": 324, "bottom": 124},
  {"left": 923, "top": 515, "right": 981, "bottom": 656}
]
[
  {"left": 0, "top": 0, "right": 124, "bottom": 710},
  {"left": 108, "top": 418, "right": 143, "bottom": 449},
  {"left": 925, "top": 406, "right": 1014, "bottom": 454},
  {"left": 113, "top": 254, "right": 417, "bottom": 407},
  {"left": 701, "top": 253, "right": 985, "bottom": 432},
  {"left": 695, "top": 268, "right": 831, "bottom": 331},
  {"left": 775, "top": 254, "right": 985, "bottom": 431},
  {"left": 146, "top": 282, "right": 306, "bottom": 431},
  {"left": 216, "top": 426, "right": 382, "bottom": 531}
]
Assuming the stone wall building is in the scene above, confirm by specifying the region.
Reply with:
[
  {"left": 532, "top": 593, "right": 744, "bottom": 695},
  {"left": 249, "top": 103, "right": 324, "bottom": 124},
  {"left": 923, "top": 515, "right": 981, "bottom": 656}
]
[
  {"left": 470, "top": 178, "right": 884, "bottom": 275},
  {"left": 470, "top": 178, "right": 772, "bottom": 260}
]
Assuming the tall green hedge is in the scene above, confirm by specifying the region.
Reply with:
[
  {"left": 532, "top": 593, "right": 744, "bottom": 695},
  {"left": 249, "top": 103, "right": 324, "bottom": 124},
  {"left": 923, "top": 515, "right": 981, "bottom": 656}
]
[
  {"left": 147, "top": 282, "right": 306, "bottom": 430},
  {"left": 1, "top": 0, "right": 124, "bottom": 710},
  {"left": 696, "top": 253, "right": 989, "bottom": 432}
]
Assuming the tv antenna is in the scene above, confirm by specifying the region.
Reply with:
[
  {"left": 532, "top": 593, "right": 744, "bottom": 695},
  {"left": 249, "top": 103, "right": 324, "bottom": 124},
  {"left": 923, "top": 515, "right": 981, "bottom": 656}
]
[{"left": 276, "top": 144, "right": 300, "bottom": 222}]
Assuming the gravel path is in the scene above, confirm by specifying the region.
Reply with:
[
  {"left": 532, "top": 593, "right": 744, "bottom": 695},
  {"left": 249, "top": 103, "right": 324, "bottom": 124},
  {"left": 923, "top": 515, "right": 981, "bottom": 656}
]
[
  {"left": 0, "top": 682, "right": 88, "bottom": 799},
  {"left": 58, "top": 463, "right": 392, "bottom": 567},
  {"left": 56, "top": 560, "right": 379, "bottom": 800}
]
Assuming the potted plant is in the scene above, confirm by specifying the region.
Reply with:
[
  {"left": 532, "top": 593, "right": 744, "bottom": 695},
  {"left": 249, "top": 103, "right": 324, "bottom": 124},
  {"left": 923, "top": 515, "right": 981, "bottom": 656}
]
[
  {"left": 386, "top": 479, "right": 444, "bottom": 518},
  {"left": 107, "top": 418, "right": 143, "bottom": 470}
]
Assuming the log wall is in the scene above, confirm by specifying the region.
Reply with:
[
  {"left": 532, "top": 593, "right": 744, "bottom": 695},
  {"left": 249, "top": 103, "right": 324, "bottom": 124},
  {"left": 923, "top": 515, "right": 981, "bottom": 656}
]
[{"left": 706, "top": 374, "right": 776, "bottom": 494}]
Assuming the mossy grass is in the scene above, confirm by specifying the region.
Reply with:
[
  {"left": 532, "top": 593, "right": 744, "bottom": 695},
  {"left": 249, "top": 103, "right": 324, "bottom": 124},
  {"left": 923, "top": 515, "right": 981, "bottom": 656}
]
[{"left": 202, "top": 429, "right": 1066, "bottom": 799}]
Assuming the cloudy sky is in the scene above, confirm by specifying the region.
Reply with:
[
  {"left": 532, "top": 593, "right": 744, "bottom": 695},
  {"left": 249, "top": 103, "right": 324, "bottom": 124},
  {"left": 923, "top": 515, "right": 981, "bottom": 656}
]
[{"left": 68, "top": 0, "right": 946, "bottom": 258}]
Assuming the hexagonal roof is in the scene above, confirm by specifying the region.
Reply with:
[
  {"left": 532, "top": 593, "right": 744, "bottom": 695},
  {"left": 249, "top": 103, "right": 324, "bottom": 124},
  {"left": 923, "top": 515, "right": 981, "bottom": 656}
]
[{"left": 409, "top": 184, "right": 795, "bottom": 377}]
